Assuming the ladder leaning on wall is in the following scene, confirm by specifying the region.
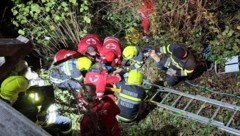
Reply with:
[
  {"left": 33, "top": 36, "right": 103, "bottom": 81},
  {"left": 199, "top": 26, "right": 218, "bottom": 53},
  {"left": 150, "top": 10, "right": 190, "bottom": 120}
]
[{"left": 143, "top": 81, "right": 240, "bottom": 136}]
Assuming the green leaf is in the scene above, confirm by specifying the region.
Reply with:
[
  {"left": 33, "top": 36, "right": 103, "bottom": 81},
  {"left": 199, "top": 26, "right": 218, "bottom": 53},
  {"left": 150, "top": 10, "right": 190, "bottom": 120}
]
[
  {"left": 237, "top": 26, "right": 240, "bottom": 30},
  {"left": 46, "top": 7, "right": 50, "bottom": 12},
  {"left": 18, "top": 29, "right": 25, "bottom": 35},
  {"left": 80, "top": 8, "right": 84, "bottom": 12},
  {"left": 227, "top": 29, "right": 234, "bottom": 37},
  {"left": 83, "top": 16, "right": 91, "bottom": 23},
  {"left": 69, "top": 0, "right": 76, "bottom": 4},
  {"left": 61, "top": 2, "right": 67, "bottom": 7},
  {"left": 41, "top": 0, "right": 46, "bottom": 3},
  {"left": 50, "top": 25, "right": 55, "bottom": 30},
  {"left": 12, "top": 10, "right": 18, "bottom": 16},
  {"left": 233, "top": 45, "right": 239, "bottom": 52},
  {"left": 31, "top": 4, "right": 41, "bottom": 14},
  {"left": 12, "top": 21, "right": 19, "bottom": 27}
]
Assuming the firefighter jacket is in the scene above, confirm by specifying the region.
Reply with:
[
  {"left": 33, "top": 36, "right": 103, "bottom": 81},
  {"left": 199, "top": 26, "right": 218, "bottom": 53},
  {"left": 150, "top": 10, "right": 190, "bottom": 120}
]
[
  {"left": 77, "top": 34, "right": 102, "bottom": 55},
  {"left": 99, "top": 37, "right": 122, "bottom": 67},
  {"left": 115, "top": 81, "right": 146, "bottom": 122},
  {"left": 84, "top": 71, "right": 121, "bottom": 98},
  {"left": 50, "top": 59, "right": 83, "bottom": 90},
  {"left": 80, "top": 96, "right": 121, "bottom": 136},
  {"left": 157, "top": 43, "right": 197, "bottom": 76}
]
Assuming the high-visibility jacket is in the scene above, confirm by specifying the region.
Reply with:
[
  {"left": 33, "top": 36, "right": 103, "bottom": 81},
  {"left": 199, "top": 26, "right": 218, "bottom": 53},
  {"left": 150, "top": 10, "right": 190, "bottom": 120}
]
[
  {"left": 77, "top": 34, "right": 102, "bottom": 55},
  {"left": 0, "top": 76, "right": 29, "bottom": 102},
  {"left": 53, "top": 49, "right": 80, "bottom": 64},
  {"left": 158, "top": 43, "right": 197, "bottom": 76},
  {"left": 50, "top": 59, "right": 83, "bottom": 89},
  {"left": 99, "top": 37, "right": 122, "bottom": 66},
  {"left": 84, "top": 71, "right": 121, "bottom": 98},
  {"left": 80, "top": 96, "right": 121, "bottom": 136},
  {"left": 116, "top": 81, "right": 145, "bottom": 122}
]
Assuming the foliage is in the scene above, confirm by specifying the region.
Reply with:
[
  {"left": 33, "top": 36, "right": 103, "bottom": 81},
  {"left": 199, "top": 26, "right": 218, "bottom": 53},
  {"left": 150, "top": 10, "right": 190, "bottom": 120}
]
[
  {"left": 10, "top": 0, "right": 240, "bottom": 135},
  {"left": 11, "top": 0, "right": 92, "bottom": 56}
]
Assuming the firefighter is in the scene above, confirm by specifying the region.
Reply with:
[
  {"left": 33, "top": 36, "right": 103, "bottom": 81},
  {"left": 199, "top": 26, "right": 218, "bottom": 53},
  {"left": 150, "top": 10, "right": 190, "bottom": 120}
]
[
  {"left": 122, "top": 45, "right": 144, "bottom": 70},
  {"left": 0, "top": 76, "right": 29, "bottom": 104},
  {"left": 150, "top": 43, "right": 197, "bottom": 86},
  {"left": 115, "top": 69, "right": 146, "bottom": 122},
  {"left": 79, "top": 83, "right": 121, "bottom": 136},
  {"left": 84, "top": 63, "right": 121, "bottom": 98},
  {"left": 99, "top": 36, "right": 122, "bottom": 68},
  {"left": 50, "top": 57, "right": 92, "bottom": 91},
  {"left": 77, "top": 34, "right": 102, "bottom": 59}
]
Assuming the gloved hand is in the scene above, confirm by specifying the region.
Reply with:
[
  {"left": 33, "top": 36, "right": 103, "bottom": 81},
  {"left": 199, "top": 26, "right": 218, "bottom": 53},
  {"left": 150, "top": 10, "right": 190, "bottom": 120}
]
[{"left": 166, "top": 68, "right": 177, "bottom": 76}]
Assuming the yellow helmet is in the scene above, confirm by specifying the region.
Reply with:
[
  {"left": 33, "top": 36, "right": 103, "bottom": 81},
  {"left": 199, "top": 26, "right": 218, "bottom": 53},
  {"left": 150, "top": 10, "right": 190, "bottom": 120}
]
[
  {"left": 123, "top": 46, "right": 138, "bottom": 60},
  {"left": 77, "top": 57, "right": 92, "bottom": 70},
  {"left": 0, "top": 76, "right": 29, "bottom": 102},
  {"left": 127, "top": 69, "right": 143, "bottom": 85}
]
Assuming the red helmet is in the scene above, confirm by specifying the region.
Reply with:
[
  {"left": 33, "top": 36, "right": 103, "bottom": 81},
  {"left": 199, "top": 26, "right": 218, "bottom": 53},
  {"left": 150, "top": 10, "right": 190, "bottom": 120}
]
[{"left": 54, "top": 49, "right": 79, "bottom": 63}]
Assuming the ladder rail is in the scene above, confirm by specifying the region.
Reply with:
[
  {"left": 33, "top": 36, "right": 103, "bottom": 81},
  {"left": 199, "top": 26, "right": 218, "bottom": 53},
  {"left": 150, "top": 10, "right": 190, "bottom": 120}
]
[
  {"left": 152, "top": 101, "right": 240, "bottom": 136},
  {"left": 155, "top": 87, "right": 240, "bottom": 111}
]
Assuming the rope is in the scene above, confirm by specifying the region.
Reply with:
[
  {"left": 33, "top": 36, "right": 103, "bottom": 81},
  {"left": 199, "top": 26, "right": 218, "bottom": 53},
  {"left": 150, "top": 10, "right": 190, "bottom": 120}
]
[{"left": 184, "top": 80, "right": 240, "bottom": 99}]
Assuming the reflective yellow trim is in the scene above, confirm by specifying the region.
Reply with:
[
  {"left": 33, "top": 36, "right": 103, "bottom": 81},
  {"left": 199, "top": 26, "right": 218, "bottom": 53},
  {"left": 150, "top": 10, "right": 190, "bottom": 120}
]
[
  {"left": 166, "top": 44, "right": 171, "bottom": 54},
  {"left": 117, "top": 115, "right": 131, "bottom": 122},
  {"left": 162, "top": 46, "right": 167, "bottom": 54},
  {"left": 119, "top": 93, "right": 141, "bottom": 102},
  {"left": 170, "top": 56, "right": 183, "bottom": 70},
  {"left": 47, "top": 113, "right": 57, "bottom": 125},
  {"left": 184, "top": 69, "right": 194, "bottom": 75},
  {"left": 64, "top": 61, "right": 71, "bottom": 76},
  {"left": 74, "top": 75, "right": 83, "bottom": 81}
]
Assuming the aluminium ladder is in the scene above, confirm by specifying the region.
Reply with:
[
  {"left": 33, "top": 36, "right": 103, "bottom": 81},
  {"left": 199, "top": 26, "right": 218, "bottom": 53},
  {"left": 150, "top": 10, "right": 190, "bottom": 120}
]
[{"left": 143, "top": 81, "right": 240, "bottom": 136}]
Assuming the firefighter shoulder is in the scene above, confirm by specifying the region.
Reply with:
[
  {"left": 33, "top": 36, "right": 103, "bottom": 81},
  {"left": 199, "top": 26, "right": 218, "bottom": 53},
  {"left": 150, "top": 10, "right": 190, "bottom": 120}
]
[
  {"left": 50, "top": 57, "right": 92, "bottom": 86},
  {"left": 0, "top": 76, "right": 29, "bottom": 103},
  {"left": 116, "top": 69, "right": 146, "bottom": 122}
]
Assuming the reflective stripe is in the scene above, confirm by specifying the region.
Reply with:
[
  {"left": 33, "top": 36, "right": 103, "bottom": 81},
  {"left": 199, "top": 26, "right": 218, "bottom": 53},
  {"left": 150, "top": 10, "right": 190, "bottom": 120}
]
[
  {"left": 170, "top": 56, "right": 183, "bottom": 70},
  {"left": 119, "top": 93, "right": 141, "bottom": 102},
  {"left": 64, "top": 61, "right": 71, "bottom": 76},
  {"left": 50, "top": 76, "right": 68, "bottom": 84},
  {"left": 166, "top": 44, "right": 171, "bottom": 54},
  {"left": 184, "top": 69, "right": 194, "bottom": 75},
  {"left": 74, "top": 75, "right": 83, "bottom": 81},
  {"left": 47, "top": 113, "right": 57, "bottom": 125},
  {"left": 117, "top": 115, "right": 131, "bottom": 122}
]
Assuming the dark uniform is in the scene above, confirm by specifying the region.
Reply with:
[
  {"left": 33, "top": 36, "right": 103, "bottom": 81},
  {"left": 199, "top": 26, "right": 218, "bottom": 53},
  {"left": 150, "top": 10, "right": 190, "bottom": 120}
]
[
  {"left": 156, "top": 43, "right": 197, "bottom": 86},
  {"left": 116, "top": 81, "right": 146, "bottom": 122}
]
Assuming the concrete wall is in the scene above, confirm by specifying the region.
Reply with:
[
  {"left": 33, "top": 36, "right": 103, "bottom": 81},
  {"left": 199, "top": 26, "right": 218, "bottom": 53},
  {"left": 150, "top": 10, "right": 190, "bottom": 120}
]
[{"left": 0, "top": 99, "right": 50, "bottom": 136}]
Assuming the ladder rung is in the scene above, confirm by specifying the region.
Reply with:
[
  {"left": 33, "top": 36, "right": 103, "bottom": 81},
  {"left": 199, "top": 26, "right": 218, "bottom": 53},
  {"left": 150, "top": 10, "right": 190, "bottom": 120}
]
[
  {"left": 226, "top": 110, "right": 238, "bottom": 127},
  {"left": 197, "top": 102, "right": 206, "bottom": 115},
  {"left": 160, "top": 92, "right": 171, "bottom": 104},
  {"left": 171, "top": 95, "right": 182, "bottom": 107},
  {"left": 150, "top": 91, "right": 160, "bottom": 101},
  {"left": 183, "top": 98, "right": 194, "bottom": 111},
  {"left": 211, "top": 106, "right": 221, "bottom": 120}
]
